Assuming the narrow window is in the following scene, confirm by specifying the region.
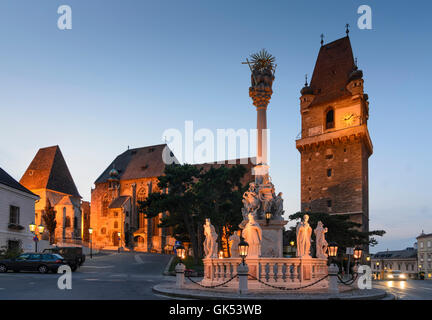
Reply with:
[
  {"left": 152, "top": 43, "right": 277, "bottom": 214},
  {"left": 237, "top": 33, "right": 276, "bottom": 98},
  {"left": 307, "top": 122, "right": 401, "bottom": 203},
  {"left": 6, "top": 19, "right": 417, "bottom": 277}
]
[
  {"left": 327, "top": 200, "right": 332, "bottom": 208},
  {"left": 9, "top": 206, "right": 20, "bottom": 224},
  {"left": 327, "top": 169, "right": 332, "bottom": 177},
  {"left": 325, "top": 109, "right": 335, "bottom": 129}
]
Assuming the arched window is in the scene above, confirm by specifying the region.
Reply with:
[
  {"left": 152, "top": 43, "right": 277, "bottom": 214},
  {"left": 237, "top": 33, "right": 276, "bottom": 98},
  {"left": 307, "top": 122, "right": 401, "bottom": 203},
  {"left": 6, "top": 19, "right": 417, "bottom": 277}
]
[
  {"left": 101, "top": 227, "right": 106, "bottom": 234},
  {"left": 137, "top": 187, "right": 147, "bottom": 203},
  {"left": 102, "top": 194, "right": 109, "bottom": 217},
  {"left": 65, "top": 216, "right": 71, "bottom": 228},
  {"left": 325, "top": 108, "right": 335, "bottom": 129}
]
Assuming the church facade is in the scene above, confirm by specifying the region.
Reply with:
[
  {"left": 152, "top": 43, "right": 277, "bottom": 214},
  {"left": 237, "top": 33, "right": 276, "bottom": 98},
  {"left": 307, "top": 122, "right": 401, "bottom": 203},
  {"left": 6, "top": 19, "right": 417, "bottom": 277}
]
[
  {"left": 90, "top": 144, "right": 173, "bottom": 252},
  {"left": 90, "top": 143, "right": 255, "bottom": 252},
  {"left": 20, "top": 145, "right": 83, "bottom": 243},
  {"left": 296, "top": 35, "right": 373, "bottom": 233}
]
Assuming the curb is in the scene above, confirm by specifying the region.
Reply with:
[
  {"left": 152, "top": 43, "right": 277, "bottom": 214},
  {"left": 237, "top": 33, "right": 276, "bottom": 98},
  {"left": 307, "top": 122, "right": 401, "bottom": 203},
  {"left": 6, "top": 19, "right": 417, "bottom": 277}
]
[
  {"left": 152, "top": 284, "right": 390, "bottom": 300},
  {"left": 163, "top": 255, "right": 175, "bottom": 276}
]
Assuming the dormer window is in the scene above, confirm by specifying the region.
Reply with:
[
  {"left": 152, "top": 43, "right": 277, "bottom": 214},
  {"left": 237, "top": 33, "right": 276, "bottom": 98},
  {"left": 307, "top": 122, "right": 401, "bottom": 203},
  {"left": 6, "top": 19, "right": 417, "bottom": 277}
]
[{"left": 325, "top": 108, "right": 334, "bottom": 129}]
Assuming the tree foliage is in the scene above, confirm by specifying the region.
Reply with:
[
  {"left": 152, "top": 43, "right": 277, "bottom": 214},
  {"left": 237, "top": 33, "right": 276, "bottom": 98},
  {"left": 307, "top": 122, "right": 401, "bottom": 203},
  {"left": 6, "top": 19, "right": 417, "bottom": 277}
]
[
  {"left": 138, "top": 163, "right": 249, "bottom": 262},
  {"left": 42, "top": 199, "right": 57, "bottom": 244},
  {"left": 284, "top": 211, "right": 385, "bottom": 254}
]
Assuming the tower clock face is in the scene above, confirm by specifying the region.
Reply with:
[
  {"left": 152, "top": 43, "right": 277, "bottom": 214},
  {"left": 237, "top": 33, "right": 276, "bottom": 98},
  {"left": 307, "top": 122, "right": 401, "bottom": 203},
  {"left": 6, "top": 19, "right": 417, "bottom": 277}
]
[{"left": 342, "top": 113, "right": 356, "bottom": 126}]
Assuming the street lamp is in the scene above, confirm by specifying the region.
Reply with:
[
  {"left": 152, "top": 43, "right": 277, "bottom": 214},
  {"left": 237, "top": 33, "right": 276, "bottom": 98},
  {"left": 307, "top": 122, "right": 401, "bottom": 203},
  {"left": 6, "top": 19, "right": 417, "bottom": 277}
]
[
  {"left": 176, "top": 244, "right": 186, "bottom": 260},
  {"left": 327, "top": 243, "right": 338, "bottom": 264},
  {"left": 29, "top": 222, "right": 38, "bottom": 252},
  {"left": 175, "top": 244, "right": 186, "bottom": 288},
  {"left": 88, "top": 228, "right": 93, "bottom": 259},
  {"left": 117, "top": 231, "right": 121, "bottom": 252},
  {"left": 265, "top": 212, "right": 272, "bottom": 225},
  {"left": 353, "top": 247, "right": 363, "bottom": 263},
  {"left": 29, "top": 222, "right": 36, "bottom": 232},
  {"left": 38, "top": 224, "right": 45, "bottom": 235},
  {"left": 238, "top": 237, "right": 249, "bottom": 265},
  {"left": 218, "top": 250, "right": 224, "bottom": 259}
]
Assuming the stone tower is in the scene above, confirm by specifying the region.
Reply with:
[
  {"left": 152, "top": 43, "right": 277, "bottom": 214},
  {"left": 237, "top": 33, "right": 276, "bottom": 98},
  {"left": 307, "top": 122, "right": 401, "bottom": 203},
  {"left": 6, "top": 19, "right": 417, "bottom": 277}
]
[{"left": 296, "top": 36, "right": 373, "bottom": 232}]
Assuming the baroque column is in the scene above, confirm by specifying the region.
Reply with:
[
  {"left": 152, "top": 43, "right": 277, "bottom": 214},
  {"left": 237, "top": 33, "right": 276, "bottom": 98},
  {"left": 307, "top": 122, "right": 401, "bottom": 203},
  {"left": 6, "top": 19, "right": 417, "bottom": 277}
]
[{"left": 247, "top": 49, "right": 276, "bottom": 180}]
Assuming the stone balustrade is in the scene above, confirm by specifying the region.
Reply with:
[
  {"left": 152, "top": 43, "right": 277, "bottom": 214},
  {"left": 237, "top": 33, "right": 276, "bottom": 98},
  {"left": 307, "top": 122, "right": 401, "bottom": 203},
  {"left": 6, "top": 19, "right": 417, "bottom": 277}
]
[{"left": 201, "top": 257, "right": 328, "bottom": 290}]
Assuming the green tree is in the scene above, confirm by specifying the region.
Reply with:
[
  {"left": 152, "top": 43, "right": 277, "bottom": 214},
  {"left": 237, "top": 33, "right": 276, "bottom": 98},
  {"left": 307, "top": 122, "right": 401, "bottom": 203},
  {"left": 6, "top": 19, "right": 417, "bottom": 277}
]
[
  {"left": 42, "top": 199, "right": 57, "bottom": 244},
  {"left": 138, "top": 163, "right": 249, "bottom": 262},
  {"left": 194, "top": 165, "right": 248, "bottom": 255},
  {"left": 284, "top": 211, "right": 385, "bottom": 253},
  {"left": 139, "top": 164, "right": 202, "bottom": 263}
]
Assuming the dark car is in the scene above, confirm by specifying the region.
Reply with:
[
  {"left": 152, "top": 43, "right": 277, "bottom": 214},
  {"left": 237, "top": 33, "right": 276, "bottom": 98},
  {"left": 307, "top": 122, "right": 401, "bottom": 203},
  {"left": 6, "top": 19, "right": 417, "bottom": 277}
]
[
  {"left": 0, "top": 253, "right": 67, "bottom": 274},
  {"left": 43, "top": 247, "right": 85, "bottom": 271}
]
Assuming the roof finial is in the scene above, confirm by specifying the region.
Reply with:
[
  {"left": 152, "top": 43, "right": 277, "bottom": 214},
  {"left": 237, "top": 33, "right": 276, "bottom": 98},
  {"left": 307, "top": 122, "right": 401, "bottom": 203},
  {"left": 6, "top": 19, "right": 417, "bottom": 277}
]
[
  {"left": 355, "top": 57, "right": 358, "bottom": 67},
  {"left": 345, "top": 23, "right": 350, "bottom": 36},
  {"left": 304, "top": 74, "right": 308, "bottom": 86},
  {"left": 320, "top": 34, "right": 324, "bottom": 46}
]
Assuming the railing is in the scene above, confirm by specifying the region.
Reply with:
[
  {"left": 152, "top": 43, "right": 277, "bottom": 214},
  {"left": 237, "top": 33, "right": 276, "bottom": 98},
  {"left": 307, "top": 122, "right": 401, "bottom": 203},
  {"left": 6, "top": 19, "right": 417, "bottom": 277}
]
[{"left": 202, "top": 257, "right": 328, "bottom": 289}]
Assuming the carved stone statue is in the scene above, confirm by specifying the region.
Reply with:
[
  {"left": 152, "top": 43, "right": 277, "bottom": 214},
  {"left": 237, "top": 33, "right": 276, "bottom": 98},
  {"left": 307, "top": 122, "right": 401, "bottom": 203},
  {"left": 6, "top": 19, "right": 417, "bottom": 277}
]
[
  {"left": 314, "top": 221, "right": 328, "bottom": 259},
  {"left": 272, "top": 192, "right": 284, "bottom": 218},
  {"left": 203, "top": 218, "right": 218, "bottom": 259},
  {"left": 242, "top": 212, "right": 262, "bottom": 258},
  {"left": 228, "top": 231, "right": 241, "bottom": 258},
  {"left": 242, "top": 183, "right": 260, "bottom": 213},
  {"left": 296, "top": 214, "right": 312, "bottom": 258}
]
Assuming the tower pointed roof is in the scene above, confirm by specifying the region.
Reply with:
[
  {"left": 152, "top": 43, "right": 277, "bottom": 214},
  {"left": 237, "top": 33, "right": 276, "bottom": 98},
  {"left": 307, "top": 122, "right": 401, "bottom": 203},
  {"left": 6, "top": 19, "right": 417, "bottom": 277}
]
[
  {"left": 20, "top": 145, "right": 81, "bottom": 198},
  {"left": 309, "top": 36, "right": 355, "bottom": 107}
]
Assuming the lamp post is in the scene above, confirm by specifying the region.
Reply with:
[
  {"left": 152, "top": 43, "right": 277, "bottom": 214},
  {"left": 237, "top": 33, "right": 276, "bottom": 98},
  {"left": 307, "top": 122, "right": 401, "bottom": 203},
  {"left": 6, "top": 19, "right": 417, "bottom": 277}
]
[
  {"left": 238, "top": 237, "right": 249, "bottom": 266},
  {"left": 237, "top": 237, "right": 249, "bottom": 294},
  {"left": 117, "top": 231, "right": 121, "bottom": 252},
  {"left": 88, "top": 228, "right": 93, "bottom": 259},
  {"left": 265, "top": 212, "right": 272, "bottom": 225},
  {"left": 353, "top": 247, "right": 363, "bottom": 265},
  {"left": 29, "top": 222, "right": 44, "bottom": 252},
  {"left": 290, "top": 241, "right": 295, "bottom": 257},
  {"left": 327, "top": 243, "right": 339, "bottom": 294},
  {"left": 175, "top": 244, "right": 186, "bottom": 288}
]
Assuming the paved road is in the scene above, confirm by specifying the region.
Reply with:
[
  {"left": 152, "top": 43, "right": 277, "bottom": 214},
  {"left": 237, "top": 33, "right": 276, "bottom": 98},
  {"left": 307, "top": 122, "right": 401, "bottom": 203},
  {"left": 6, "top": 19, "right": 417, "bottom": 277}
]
[
  {"left": 0, "top": 252, "right": 174, "bottom": 299},
  {"left": 373, "top": 279, "right": 432, "bottom": 300}
]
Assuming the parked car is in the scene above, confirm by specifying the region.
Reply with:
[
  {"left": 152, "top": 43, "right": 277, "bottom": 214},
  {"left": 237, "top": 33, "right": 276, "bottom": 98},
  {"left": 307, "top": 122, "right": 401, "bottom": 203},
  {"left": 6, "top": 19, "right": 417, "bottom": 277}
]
[
  {"left": 384, "top": 270, "right": 407, "bottom": 281},
  {"left": 0, "top": 253, "right": 67, "bottom": 273},
  {"left": 43, "top": 247, "right": 85, "bottom": 271}
]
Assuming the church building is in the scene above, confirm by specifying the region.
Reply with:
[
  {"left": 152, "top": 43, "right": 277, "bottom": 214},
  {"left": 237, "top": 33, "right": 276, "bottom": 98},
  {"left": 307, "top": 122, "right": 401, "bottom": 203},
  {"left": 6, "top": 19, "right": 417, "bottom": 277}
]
[
  {"left": 90, "top": 143, "right": 255, "bottom": 252},
  {"left": 296, "top": 34, "right": 373, "bottom": 233},
  {"left": 20, "top": 145, "right": 83, "bottom": 243}
]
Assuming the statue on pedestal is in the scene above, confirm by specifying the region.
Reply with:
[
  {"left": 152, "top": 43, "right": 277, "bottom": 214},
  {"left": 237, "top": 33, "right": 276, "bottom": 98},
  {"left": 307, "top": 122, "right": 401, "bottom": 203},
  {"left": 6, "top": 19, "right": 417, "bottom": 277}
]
[
  {"left": 296, "top": 214, "right": 312, "bottom": 258},
  {"left": 314, "top": 221, "right": 328, "bottom": 259},
  {"left": 228, "top": 231, "right": 241, "bottom": 258},
  {"left": 203, "top": 218, "right": 218, "bottom": 259},
  {"left": 272, "top": 192, "right": 284, "bottom": 219},
  {"left": 242, "top": 213, "right": 262, "bottom": 258}
]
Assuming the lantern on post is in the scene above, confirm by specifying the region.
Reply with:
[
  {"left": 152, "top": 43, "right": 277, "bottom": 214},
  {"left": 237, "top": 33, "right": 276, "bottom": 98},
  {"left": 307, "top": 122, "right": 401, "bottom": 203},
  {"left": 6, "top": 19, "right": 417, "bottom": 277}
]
[
  {"left": 353, "top": 247, "right": 363, "bottom": 263},
  {"left": 176, "top": 244, "right": 186, "bottom": 260},
  {"left": 88, "top": 228, "right": 93, "bottom": 259},
  {"left": 327, "top": 243, "right": 338, "bottom": 264},
  {"left": 29, "top": 222, "right": 38, "bottom": 252},
  {"left": 265, "top": 212, "right": 272, "bottom": 225},
  {"left": 29, "top": 222, "right": 36, "bottom": 233},
  {"left": 38, "top": 224, "right": 45, "bottom": 234},
  {"left": 238, "top": 238, "right": 249, "bottom": 265},
  {"left": 175, "top": 244, "right": 186, "bottom": 288}
]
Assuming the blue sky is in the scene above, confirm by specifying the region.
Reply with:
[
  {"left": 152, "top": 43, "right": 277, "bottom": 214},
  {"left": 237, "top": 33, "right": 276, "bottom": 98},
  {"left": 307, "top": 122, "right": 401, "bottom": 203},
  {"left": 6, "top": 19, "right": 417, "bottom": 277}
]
[{"left": 0, "top": 0, "right": 431, "bottom": 252}]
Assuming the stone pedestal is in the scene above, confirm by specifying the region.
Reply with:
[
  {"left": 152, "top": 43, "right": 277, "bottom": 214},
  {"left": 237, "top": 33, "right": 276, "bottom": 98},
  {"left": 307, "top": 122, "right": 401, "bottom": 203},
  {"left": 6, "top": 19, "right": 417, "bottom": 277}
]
[
  {"left": 257, "top": 219, "right": 287, "bottom": 257},
  {"left": 175, "top": 263, "right": 185, "bottom": 288},
  {"left": 328, "top": 263, "right": 339, "bottom": 294},
  {"left": 237, "top": 263, "right": 249, "bottom": 294}
]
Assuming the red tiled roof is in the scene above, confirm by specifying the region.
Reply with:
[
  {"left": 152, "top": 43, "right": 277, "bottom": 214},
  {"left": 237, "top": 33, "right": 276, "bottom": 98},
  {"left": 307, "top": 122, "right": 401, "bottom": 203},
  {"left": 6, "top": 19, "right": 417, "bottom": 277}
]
[
  {"left": 95, "top": 144, "right": 178, "bottom": 184},
  {"left": 309, "top": 36, "right": 355, "bottom": 107},
  {"left": 20, "top": 146, "right": 81, "bottom": 198}
]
